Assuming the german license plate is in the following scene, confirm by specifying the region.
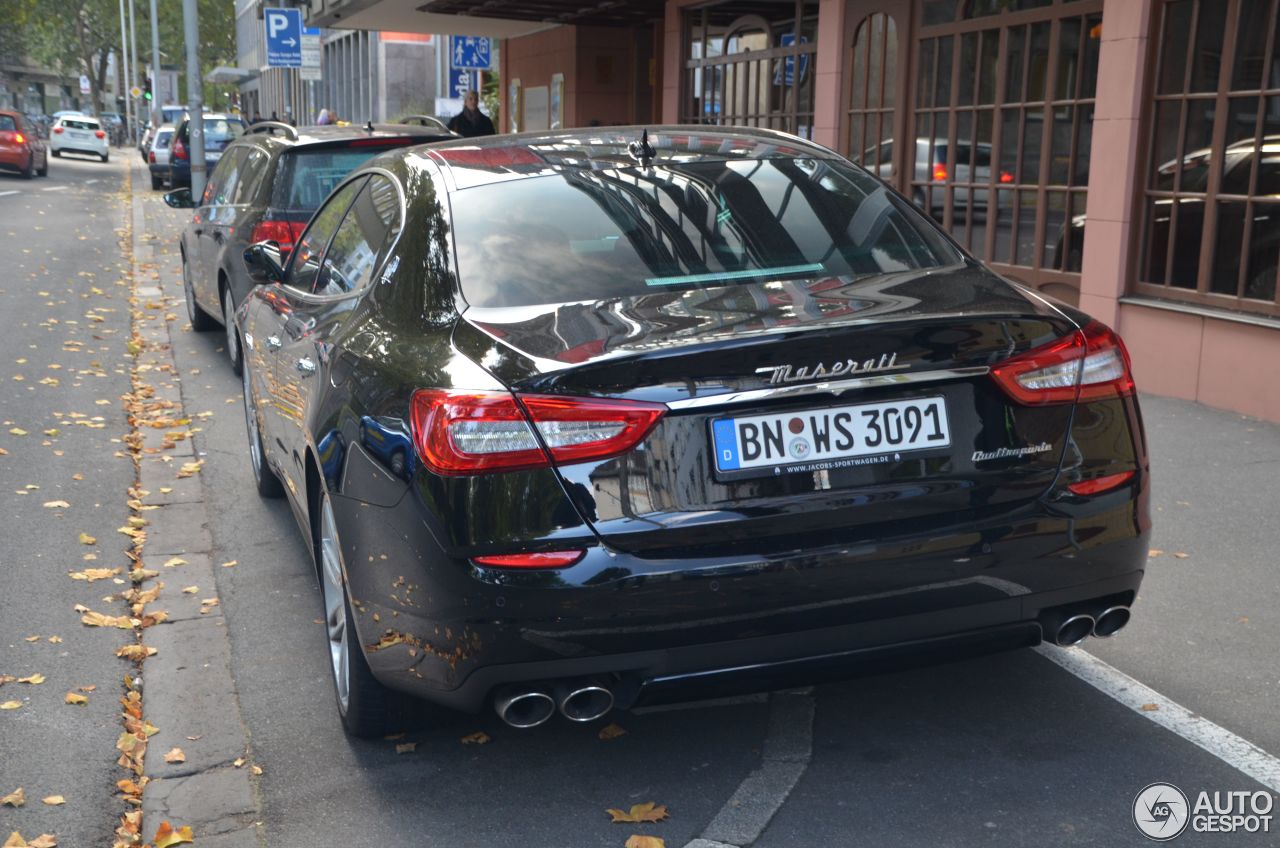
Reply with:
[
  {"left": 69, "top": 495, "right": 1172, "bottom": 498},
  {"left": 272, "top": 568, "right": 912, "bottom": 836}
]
[{"left": 712, "top": 396, "right": 951, "bottom": 475}]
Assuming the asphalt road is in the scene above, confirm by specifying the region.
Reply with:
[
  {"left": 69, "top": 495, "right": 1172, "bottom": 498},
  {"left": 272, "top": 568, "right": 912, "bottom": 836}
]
[
  {"left": 5, "top": 153, "right": 1280, "bottom": 847},
  {"left": 0, "top": 152, "right": 135, "bottom": 844}
]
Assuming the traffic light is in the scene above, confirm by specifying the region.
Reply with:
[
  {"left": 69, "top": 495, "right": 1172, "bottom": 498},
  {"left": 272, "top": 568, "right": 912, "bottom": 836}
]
[{"left": 143, "top": 78, "right": 152, "bottom": 102}]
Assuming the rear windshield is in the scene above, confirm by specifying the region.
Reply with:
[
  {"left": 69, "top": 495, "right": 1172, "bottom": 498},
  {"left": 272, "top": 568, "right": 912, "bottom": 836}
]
[
  {"left": 452, "top": 157, "right": 962, "bottom": 308},
  {"left": 273, "top": 144, "right": 408, "bottom": 212},
  {"left": 155, "top": 131, "right": 173, "bottom": 148},
  {"left": 64, "top": 120, "right": 100, "bottom": 131},
  {"left": 200, "top": 118, "right": 245, "bottom": 152},
  {"left": 0, "top": 116, "right": 15, "bottom": 131}
]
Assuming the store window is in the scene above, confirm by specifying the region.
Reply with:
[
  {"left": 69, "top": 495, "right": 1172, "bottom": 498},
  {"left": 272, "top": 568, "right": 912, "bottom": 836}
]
[
  {"left": 1139, "top": 0, "right": 1280, "bottom": 317},
  {"left": 912, "top": 0, "right": 1101, "bottom": 304},
  {"left": 682, "top": 1, "right": 818, "bottom": 137}
]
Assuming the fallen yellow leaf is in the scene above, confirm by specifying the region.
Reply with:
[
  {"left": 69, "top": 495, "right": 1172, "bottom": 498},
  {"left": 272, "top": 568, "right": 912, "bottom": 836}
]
[
  {"left": 152, "top": 821, "right": 195, "bottom": 848},
  {"left": 220, "top": 560, "right": 237, "bottom": 568},
  {"left": 460, "top": 731, "right": 490, "bottom": 745},
  {"left": 250, "top": 765, "right": 263, "bottom": 776},
  {"left": 115, "top": 645, "right": 157, "bottom": 661},
  {"left": 162, "top": 557, "right": 187, "bottom": 568},
  {"left": 2, "top": 833, "right": 24, "bottom": 848},
  {"left": 395, "top": 743, "right": 417, "bottom": 754},
  {"left": 81, "top": 611, "right": 136, "bottom": 629},
  {"left": 64, "top": 692, "right": 88, "bottom": 706},
  {"left": 28, "top": 834, "right": 57, "bottom": 848},
  {"left": 17, "top": 675, "right": 44, "bottom": 685},
  {"left": 181, "top": 586, "right": 198, "bottom": 594},
  {"left": 78, "top": 533, "right": 96, "bottom": 545},
  {"left": 8, "top": 427, "right": 27, "bottom": 436},
  {"left": 42, "top": 500, "right": 70, "bottom": 509},
  {"left": 40, "top": 796, "right": 64, "bottom": 806},
  {"left": 607, "top": 802, "right": 669, "bottom": 824},
  {"left": 69, "top": 567, "right": 121, "bottom": 582},
  {"left": 0, "top": 788, "right": 23, "bottom": 807},
  {"left": 598, "top": 723, "right": 628, "bottom": 741},
  {"left": 625, "top": 837, "right": 665, "bottom": 848},
  {"left": 163, "top": 748, "right": 185, "bottom": 764},
  {"left": 1141, "top": 703, "right": 1160, "bottom": 712},
  {"left": 0, "top": 701, "right": 21, "bottom": 711}
]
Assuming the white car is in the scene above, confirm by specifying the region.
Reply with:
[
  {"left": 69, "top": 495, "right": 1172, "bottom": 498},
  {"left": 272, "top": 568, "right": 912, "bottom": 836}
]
[{"left": 50, "top": 116, "right": 109, "bottom": 162}]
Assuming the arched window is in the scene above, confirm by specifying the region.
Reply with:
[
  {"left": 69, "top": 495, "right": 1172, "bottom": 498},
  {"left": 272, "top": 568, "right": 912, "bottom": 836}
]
[{"left": 846, "top": 13, "right": 898, "bottom": 181}]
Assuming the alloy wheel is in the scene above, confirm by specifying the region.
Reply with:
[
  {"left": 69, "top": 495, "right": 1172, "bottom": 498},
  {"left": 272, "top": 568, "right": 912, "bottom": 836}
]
[
  {"left": 318, "top": 494, "right": 350, "bottom": 712},
  {"left": 223, "top": 291, "right": 241, "bottom": 373}
]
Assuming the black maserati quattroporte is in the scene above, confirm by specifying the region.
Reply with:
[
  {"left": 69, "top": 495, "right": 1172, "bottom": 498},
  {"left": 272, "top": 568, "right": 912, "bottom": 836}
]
[{"left": 234, "top": 127, "right": 1150, "bottom": 736}]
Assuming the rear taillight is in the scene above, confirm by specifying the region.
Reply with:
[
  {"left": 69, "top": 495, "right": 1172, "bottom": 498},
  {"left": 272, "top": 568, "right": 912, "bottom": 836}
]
[
  {"left": 14, "top": 132, "right": 25, "bottom": 144},
  {"left": 472, "top": 550, "right": 586, "bottom": 569},
  {"left": 149, "top": 150, "right": 155, "bottom": 163},
  {"left": 999, "top": 171, "right": 1014, "bottom": 183},
  {"left": 172, "top": 138, "right": 187, "bottom": 160},
  {"left": 932, "top": 163, "right": 948, "bottom": 181},
  {"left": 410, "top": 390, "right": 665, "bottom": 476},
  {"left": 989, "top": 321, "right": 1135, "bottom": 406},
  {"left": 95, "top": 130, "right": 105, "bottom": 139},
  {"left": 53, "top": 126, "right": 64, "bottom": 134},
  {"left": 250, "top": 219, "right": 306, "bottom": 256}
]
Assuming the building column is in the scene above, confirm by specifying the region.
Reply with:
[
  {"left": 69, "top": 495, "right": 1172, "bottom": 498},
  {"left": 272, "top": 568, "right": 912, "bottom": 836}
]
[
  {"left": 1078, "top": 0, "right": 1156, "bottom": 327},
  {"left": 811, "top": 0, "right": 846, "bottom": 149}
]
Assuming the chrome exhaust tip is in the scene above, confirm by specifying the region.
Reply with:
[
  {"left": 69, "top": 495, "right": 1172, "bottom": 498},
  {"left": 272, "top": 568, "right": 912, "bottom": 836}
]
[
  {"left": 1092, "top": 605, "right": 1131, "bottom": 638},
  {"left": 554, "top": 680, "right": 614, "bottom": 723},
  {"left": 493, "top": 686, "right": 556, "bottom": 729},
  {"left": 1053, "top": 613, "right": 1096, "bottom": 647}
]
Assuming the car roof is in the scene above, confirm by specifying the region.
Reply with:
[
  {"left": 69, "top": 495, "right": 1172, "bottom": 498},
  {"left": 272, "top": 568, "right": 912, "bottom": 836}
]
[
  {"left": 400, "top": 125, "right": 836, "bottom": 190},
  {"left": 236, "top": 122, "right": 457, "bottom": 153}
]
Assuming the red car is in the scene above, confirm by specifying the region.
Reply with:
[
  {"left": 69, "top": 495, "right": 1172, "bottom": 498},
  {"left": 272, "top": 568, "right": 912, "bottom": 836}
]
[{"left": 0, "top": 110, "right": 48, "bottom": 179}]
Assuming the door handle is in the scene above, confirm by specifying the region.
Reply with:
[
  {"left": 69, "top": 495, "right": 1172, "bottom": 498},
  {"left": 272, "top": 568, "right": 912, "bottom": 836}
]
[
  {"left": 266, "top": 335, "right": 282, "bottom": 351},
  {"left": 296, "top": 357, "right": 317, "bottom": 376}
]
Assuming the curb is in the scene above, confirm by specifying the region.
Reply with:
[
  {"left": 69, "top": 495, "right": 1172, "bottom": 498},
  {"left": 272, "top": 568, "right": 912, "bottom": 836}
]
[{"left": 126, "top": 156, "right": 263, "bottom": 846}]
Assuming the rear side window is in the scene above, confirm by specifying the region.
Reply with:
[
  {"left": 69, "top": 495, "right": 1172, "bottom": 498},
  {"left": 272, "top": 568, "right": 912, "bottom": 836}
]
[
  {"left": 314, "top": 176, "right": 401, "bottom": 296},
  {"left": 272, "top": 144, "right": 409, "bottom": 213},
  {"left": 0, "top": 116, "right": 16, "bottom": 131},
  {"left": 201, "top": 118, "right": 246, "bottom": 152},
  {"left": 451, "top": 157, "right": 961, "bottom": 308},
  {"left": 285, "top": 178, "right": 367, "bottom": 295},
  {"left": 155, "top": 131, "right": 173, "bottom": 149}
]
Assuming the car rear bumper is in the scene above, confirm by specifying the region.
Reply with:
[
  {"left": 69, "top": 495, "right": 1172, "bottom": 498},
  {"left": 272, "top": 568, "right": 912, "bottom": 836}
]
[{"left": 333, "top": 486, "right": 1149, "bottom": 712}]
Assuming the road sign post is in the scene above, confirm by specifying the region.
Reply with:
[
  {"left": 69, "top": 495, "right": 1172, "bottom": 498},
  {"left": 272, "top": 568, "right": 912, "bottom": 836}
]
[
  {"left": 449, "top": 36, "right": 492, "bottom": 71},
  {"left": 264, "top": 8, "right": 303, "bottom": 68}
]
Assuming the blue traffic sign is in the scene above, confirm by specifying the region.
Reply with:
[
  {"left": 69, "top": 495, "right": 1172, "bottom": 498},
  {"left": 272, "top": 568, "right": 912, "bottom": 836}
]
[
  {"left": 450, "top": 36, "right": 492, "bottom": 70},
  {"left": 774, "top": 33, "right": 810, "bottom": 87},
  {"left": 264, "top": 8, "right": 303, "bottom": 69},
  {"left": 450, "top": 69, "right": 477, "bottom": 99}
]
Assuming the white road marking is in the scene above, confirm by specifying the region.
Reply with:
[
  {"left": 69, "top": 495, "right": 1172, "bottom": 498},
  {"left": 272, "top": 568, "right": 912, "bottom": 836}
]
[
  {"left": 0, "top": 190, "right": 18, "bottom": 197},
  {"left": 42, "top": 185, "right": 67, "bottom": 192},
  {"left": 683, "top": 691, "right": 815, "bottom": 848},
  {"left": 1037, "top": 644, "right": 1280, "bottom": 793}
]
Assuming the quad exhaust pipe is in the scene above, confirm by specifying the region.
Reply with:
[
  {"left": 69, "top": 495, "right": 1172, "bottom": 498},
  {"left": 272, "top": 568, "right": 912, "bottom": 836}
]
[
  {"left": 493, "top": 678, "right": 614, "bottom": 728},
  {"left": 554, "top": 679, "right": 614, "bottom": 723},
  {"left": 1040, "top": 604, "right": 1132, "bottom": 646},
  {"left": 493, "top": 685, "right": 556, "bottom": 728}
]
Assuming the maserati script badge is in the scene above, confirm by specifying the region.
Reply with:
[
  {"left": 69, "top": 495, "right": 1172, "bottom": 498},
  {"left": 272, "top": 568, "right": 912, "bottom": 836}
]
[{"left": 755, "top": 352, "right": 908, "bottom": 385}]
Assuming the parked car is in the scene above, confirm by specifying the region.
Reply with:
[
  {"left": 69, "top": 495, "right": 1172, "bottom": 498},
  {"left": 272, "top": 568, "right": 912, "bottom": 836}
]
[
  {"left": 869, "top": 138, "right": 1008, "bottom": 219},
  {"left": 1052, "top": 136, "right": 1280, "bottom": 296},
  {"left": 228, "top": 127, "right": 1150, "bottom": 737},
  {"left": 50, "top": 115, "right": 109, "bottom": 162},
  {"left": 168, "top": 112, "right": 247, "bottom": 188},
  {"left": 146, "top": 125, "right": 176, "bottom": 190},
  {"left": 0, "top": 109, "right": 49, "bottom": 178},
  {"left": 163, "top": 121, "right": 456, "bottom": 373}
]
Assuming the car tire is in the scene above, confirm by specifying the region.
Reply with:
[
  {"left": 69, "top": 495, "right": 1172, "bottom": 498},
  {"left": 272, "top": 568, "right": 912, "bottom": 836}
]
[
  {"left": 222, "top": 287, "right": 243, "bottom": 376},
  {"left": 36, "top": 155, "right": 47, "bottom": 177},
  {"left": 150, "top": 173, "right": 162, "bottom": 190},
  {"left": 183, "top": 255, "right": 218, "bottom": 332},
  {"left": 51, "top": 149, "right": 60, "bottom": 158},
  {"left": 241, "top": 358, "right": 284, "bottom": 499},
  {"left": 100, "top": 152, "right": 109, "bottom": 163},
  {"left": 315, "top": 489, "right": 397, "bottom": 738},
  {"left": 21, "top": 154, "right": 33, "bottom": 179}
]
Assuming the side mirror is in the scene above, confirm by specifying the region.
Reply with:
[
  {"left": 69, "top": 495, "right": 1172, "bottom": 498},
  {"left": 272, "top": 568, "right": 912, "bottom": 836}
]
[
  {"left": 243, "top": 241, "right": 284, "bottom": 284},
  {"left": 163, "top": 188, "right": 194, "bottom": 209}
]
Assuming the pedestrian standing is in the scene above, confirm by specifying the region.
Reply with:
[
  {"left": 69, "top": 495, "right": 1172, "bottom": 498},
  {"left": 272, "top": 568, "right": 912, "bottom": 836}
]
[{"left": 447, "top": 90, "right": 495, "bottom": 137}]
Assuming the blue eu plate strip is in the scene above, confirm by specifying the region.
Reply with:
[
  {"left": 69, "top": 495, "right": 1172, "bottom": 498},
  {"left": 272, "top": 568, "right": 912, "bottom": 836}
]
[{"left": 712, "top": 418, "right": 739, "bottom": 471}]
